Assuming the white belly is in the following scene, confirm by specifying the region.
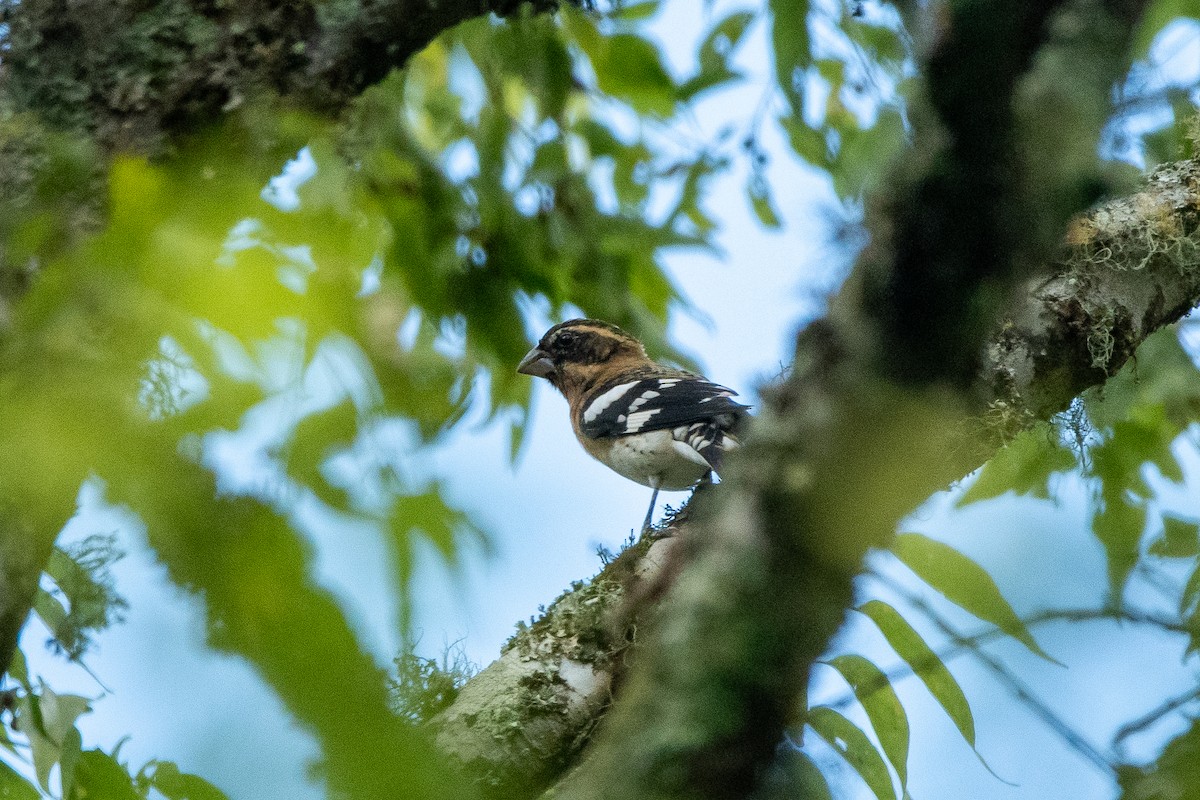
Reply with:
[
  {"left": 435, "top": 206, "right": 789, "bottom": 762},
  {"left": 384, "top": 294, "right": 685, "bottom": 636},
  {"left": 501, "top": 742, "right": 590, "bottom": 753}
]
[{"left": 599, "top": 428, "right": 711, "bottom": 490}]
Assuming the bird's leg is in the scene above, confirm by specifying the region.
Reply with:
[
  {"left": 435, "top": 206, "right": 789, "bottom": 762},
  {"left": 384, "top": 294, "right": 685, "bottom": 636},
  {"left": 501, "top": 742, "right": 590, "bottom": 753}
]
[{"left": 641, "top": 480, "right": 661, "bottom": 537}]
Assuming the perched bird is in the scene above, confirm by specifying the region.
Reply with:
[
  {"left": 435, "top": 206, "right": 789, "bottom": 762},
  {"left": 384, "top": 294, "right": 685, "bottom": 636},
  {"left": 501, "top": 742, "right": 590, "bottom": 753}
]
[{"left": 517, "top": 319, "right": 748, "bottom": 532}]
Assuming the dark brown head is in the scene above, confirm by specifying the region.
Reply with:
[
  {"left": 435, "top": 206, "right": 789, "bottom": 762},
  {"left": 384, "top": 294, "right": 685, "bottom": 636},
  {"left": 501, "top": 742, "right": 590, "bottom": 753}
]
[{"left": 517, "top": 319, "right": 650, "bottom": 395}]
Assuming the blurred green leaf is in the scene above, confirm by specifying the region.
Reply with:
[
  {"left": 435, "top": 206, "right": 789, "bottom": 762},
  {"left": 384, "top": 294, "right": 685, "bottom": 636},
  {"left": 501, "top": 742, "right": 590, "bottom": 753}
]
[
  {"left": 825, "top": 655, "right": 909, "bottom": 790},
  {"left": 1148, "top": 514, "right": 1200, "bottom": 559},
  {"left": 779, "top": 115, "right": 830, "bottom": 166},
  {"left": 1142, "top": 89, "right": 1199, "bottom": 167},
  {"left": 830, "top": 106, "right": 907, "bottom": 197},
  {"left": 892, "top": 533, "right": 1059, "bottom": 663},
  {"left": 794, "top": 751, "right": 834, "bottom": 800},
  {"left": 1117, "top": 719, "right": 1200, "bottom": 800},
  {"left": 0, "top": 761, "right": 39, "bottom": 800},
  {"left": 847, "top": 16, "right": 907, "bottom": 71},
  {"left": 748, "top": 177, "right": 783, "bottom": 229},
  {"left": 564, "top": 9, "right": 676, "bottom": 115},
  {"left": 957, "top": 428, "right": 1076, "bottom": 507},
  {"left": 1086, "top": 327, "right": 1200, "bottom": 431},
  {"left": 1091, "top": 494, "right": 1147, "bottom": 600},
  {"left": 38, "top": 535, "right": 128, "bottom": 661},
  {"left": 858, "top": 600, "right": 975, "bottom": 747},
  {"left": 699, "top": 11, "right": 755, "bottom": 74},
  {"left": 145, "top": 760, "right": 230, "bottom": 800},
  {"left": 612, "top": 0, "right": 661, "bottom": 22},
  {"left": 770, "top": 0, "right": 810, "bottom": 109},
  {"left": 73, "top": 749, "right": 142, "bottom": 800},
  {"left": 16, "top": 687, "right": 90, "bottom": 792},
  {"left": 1129, "top": 0, "right": 1199, "bottom": 59},
  {"left": 808, "top": 706, "right": 896, "bottom": 800}
]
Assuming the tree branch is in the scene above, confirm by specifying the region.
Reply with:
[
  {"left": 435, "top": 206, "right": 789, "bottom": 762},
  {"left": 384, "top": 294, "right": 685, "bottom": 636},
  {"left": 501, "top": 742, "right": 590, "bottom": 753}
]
[{"left": 419, "top": 2, "right": 1189, "bottom": 798}]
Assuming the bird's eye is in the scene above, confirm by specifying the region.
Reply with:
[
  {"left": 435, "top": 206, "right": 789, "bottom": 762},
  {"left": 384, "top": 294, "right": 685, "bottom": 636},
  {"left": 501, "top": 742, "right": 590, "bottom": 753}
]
[{"left": 556, "top": 330, "right": 579, "bottom": 347}]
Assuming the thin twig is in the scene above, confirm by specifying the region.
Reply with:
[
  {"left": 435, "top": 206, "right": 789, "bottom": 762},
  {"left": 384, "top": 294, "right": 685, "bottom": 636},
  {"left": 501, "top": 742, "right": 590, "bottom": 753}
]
[{"left": 1112, "top": 685, "right": 1200, "bottom": 758}]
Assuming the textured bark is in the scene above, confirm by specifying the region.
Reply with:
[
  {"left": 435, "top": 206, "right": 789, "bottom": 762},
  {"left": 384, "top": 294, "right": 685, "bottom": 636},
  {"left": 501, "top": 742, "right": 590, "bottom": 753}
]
[
  {"left": 0, "top": 0, "right": 563, "bottom": 151},
  {"left": 429, "top": 534, "right": 682, "bottom": 797}
]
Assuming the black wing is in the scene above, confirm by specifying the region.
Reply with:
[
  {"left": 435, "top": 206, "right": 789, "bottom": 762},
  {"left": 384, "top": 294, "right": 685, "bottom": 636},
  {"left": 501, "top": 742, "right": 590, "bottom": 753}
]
[{"left": 579, "top": 376, "right": 749, "bottom": 439}]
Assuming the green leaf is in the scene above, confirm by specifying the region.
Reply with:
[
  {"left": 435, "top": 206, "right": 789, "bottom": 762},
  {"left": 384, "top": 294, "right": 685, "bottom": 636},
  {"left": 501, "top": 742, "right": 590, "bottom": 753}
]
[
  {"left": 34, "top": 589, "right": 69, "bottom": 643},
  {"left": 847, "top": 16, "right": 907, "bottom": 70},
  {"left": 698, "top": 11, "right": 756, "bottom": 74},
  {"left": 564, "top": 10, "right": 676, "bottom": 116},
  {"left": 748, "top": 177, "right": 783, "bottom": 229},
  {"left": 892, "top": 533, "right": 1059, "bottom": 664},
  {"left": 1184, "top": 563, "right": 1200, "bottom": 657},
  {"left": 1091, "top": 494, "right": 1147, "bottom": 599},
  {"left": 602, "top": 35, "right": 677, "bottom": 115},
  {"left": 857, "top": 600, "right": 975, "bottom": 747},
  {"left": 73, "top": 750, "right": 142, "bottom": 800},
  {"left": 825, "top": 655, "right": 909, "bottom": 790},
  {"left": 794, "top": 751, "right": 833, "bottom": 800},
  {"left": 6, "top": 649, "right": 31, "bottom": 691},
  {"left": 59, "top": 726, "right": 82, "bottom": 799},
  {"left": 770, "top": 0, "right": 810, "bottom": 109},
  {"left": 1148, "top": 514, "right": 1200, "bottom": 559},
  {"left": 957, "top": 426, "right": 1076, "bottom": 507},
  {"left": 611, "top": 0, "right": 660, "bottom": 21},
  {"left": 1130, "top": 0, "right": 1199, "bottom": 59},
  {"left": 808, "top": 706, "right": 896, "bottom": 800},
  {"left": 779, "top": 116, "right": 830, "bottom": 166},
  {"left": 0, "top": 761, "right": 39, "bottom": 800},
  {"left": 148, "top": 760, "right": 231, "bottom": 800},
  {"left": 677, "top": 66, "right": 743, "bottom": 102},
  {"left": 829, "top": 106, "right": 908, "bottom": 197}
]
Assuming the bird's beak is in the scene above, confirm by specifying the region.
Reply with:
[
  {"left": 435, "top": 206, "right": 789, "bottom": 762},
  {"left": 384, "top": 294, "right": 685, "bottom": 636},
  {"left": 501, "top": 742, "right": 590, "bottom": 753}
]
[{"left": 517, "top": 347, "right": 555, "bottom": 378}]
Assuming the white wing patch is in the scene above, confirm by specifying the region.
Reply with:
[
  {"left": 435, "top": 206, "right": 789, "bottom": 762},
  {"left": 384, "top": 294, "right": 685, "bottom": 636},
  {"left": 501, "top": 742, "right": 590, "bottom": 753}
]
[
  {"left": 626, "top": 408, "right": 663, "bottom": 431},
  {"left": 583, "top": 381, "right": 639, "bottom": 424}
]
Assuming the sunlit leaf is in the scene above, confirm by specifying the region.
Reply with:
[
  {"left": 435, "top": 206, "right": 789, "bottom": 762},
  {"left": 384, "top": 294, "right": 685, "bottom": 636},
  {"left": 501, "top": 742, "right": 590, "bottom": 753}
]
[
  {"left": 808, "top": 706, "right": 896, "bottom": 800},
  {"left": 825, "top": 655, "right": 909, "bottom": 789},
  {"left": 892, "top": 533, "right": 1059, "bottom": 663}
]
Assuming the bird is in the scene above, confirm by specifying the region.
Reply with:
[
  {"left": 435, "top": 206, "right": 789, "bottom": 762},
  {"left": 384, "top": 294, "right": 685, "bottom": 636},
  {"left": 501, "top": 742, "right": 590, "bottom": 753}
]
[{"left": 517, "top": 318, "right": 749, "bottom": 533}]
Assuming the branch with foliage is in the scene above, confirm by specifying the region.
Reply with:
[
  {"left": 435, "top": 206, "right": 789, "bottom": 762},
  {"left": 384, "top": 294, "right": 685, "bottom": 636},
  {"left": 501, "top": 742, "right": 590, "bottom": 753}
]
[{"left": 2, "top": 0, "right": 1200, "bottom": 799}]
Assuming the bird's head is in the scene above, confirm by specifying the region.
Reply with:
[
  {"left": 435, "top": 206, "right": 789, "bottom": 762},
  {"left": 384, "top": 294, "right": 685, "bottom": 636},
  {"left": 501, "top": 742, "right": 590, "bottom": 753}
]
[{"left": 517, "top": 319, "right": 648, "bottom": 394}]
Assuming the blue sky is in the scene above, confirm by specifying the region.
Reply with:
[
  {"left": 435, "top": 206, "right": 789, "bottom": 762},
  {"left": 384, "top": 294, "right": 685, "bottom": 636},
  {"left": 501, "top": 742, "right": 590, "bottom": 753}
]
[{"left": 12, "top": 3, "right": 1200, "bottom": 800}]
